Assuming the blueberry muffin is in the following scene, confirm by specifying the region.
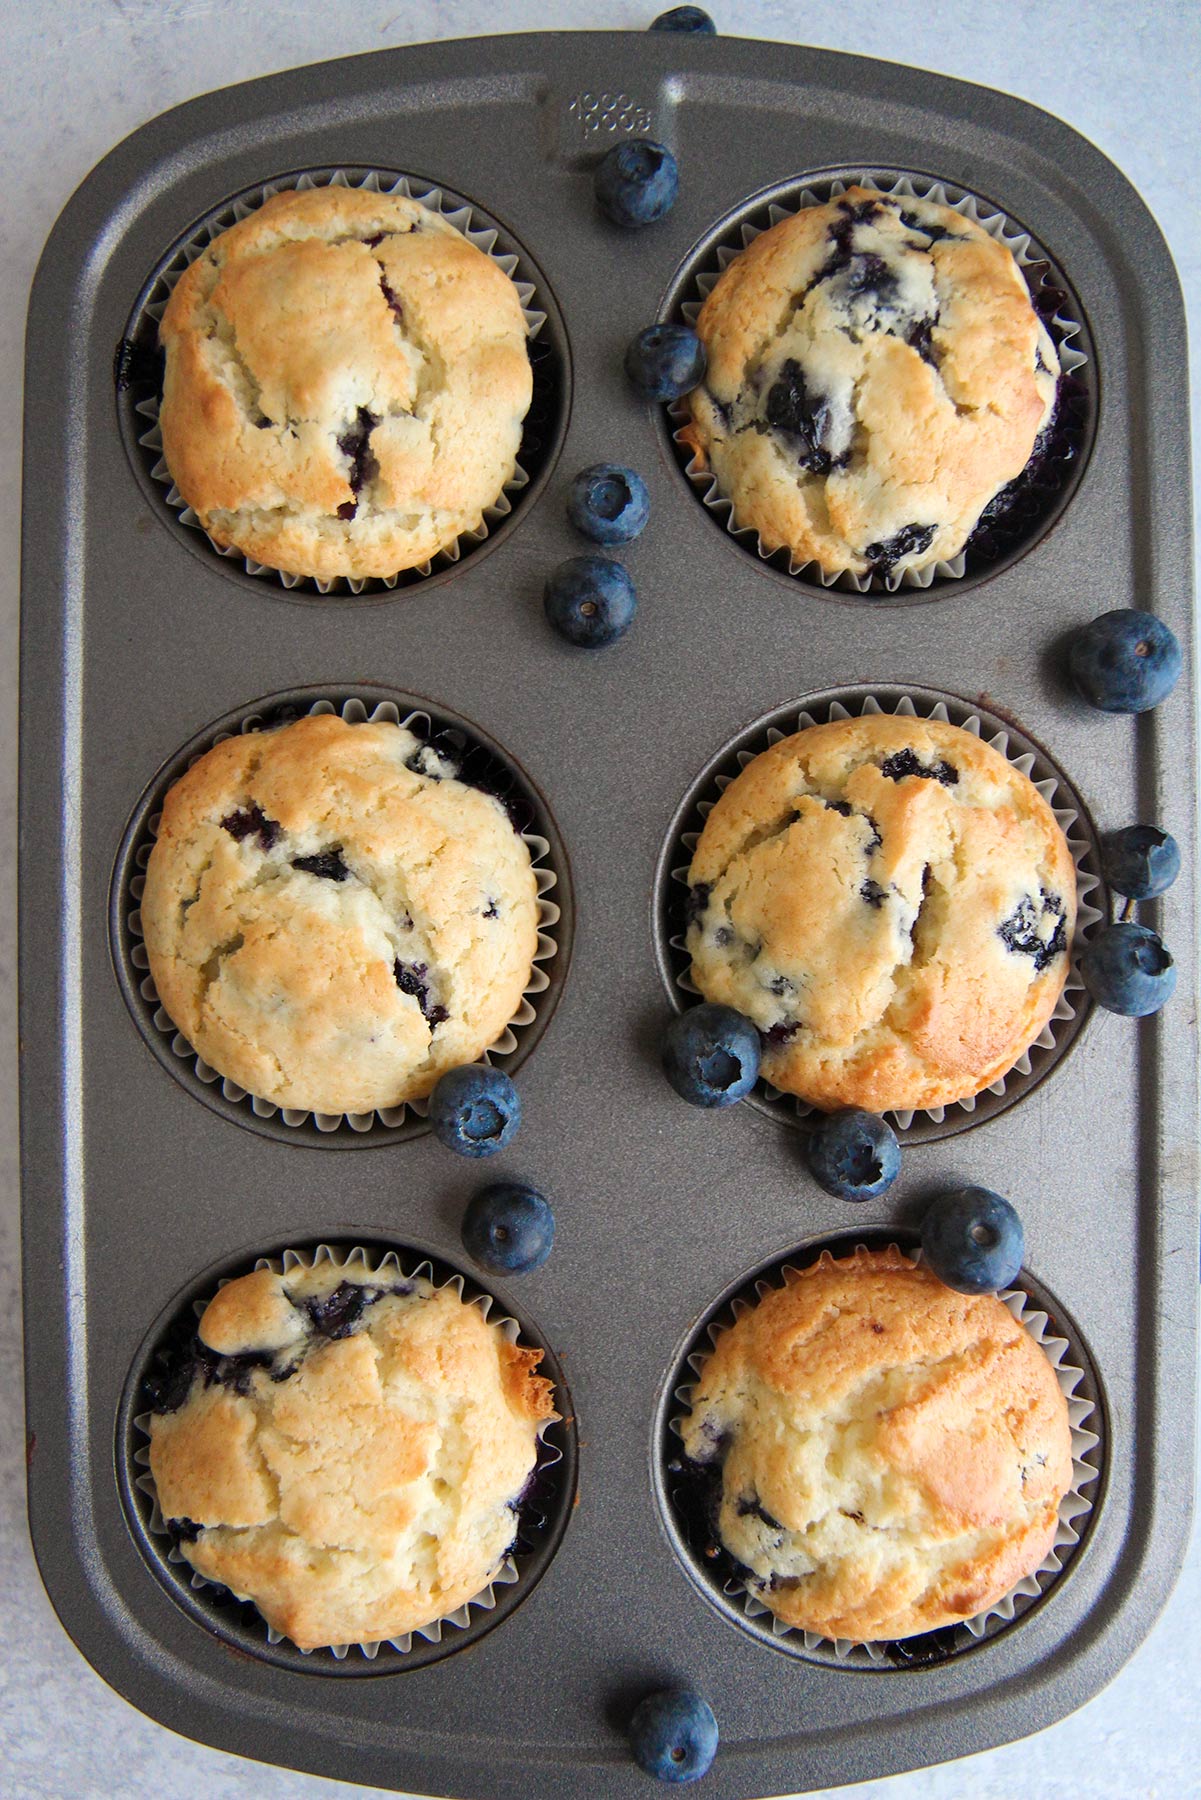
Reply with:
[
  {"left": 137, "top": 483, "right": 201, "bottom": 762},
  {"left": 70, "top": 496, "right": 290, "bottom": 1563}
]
[
  {"left": 684, "top": 186, "right": 1059, "bottom": 579},
  {"left": 684, "top": 714, "right": 1075, "bottom": 1114},
  {"left": 148, "top": 1261, "right": 556, "bottom": 1650},
  {"left": 141, "top": 714, "right": 539, "bottom": 1115},
  {"left": 157, "top": 186, "right": 533, "bottom": 580},
  {"left": 680, "top": 1248, "right": 1072, "bottom": 1642}
]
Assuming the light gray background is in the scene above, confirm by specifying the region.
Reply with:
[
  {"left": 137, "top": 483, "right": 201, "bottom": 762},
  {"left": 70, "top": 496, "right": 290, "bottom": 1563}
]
[{"left": 2, "top": 2, "right": 1198, "bottom": 1796}]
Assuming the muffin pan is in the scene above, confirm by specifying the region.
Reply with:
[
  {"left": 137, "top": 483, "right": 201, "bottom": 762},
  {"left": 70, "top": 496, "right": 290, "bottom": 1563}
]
[{"left": 19, "top": 28, "right": 1197, "bottom": 1800}]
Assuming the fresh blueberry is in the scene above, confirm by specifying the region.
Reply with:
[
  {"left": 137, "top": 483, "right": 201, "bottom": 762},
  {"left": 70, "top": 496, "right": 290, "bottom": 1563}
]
[
  {"left": 462, "top": 1181, "right": 554, "bottom": 1274},
  {"left": 1079, "top": 922, "right": 1177, "bottom": 1015},
  {"left": 567, "top": 464, "right": 650, "bottom": 545},
  {"left": 1067, "top": 609, "right": 1182, "bottom": 713},
  {"left": 1101, "top": 825, "right": 1181, "bottom": 900},
  {"left": 625, "top": 324, "right": 707, "bottom": 401},
  {"left": 650, "top": 6, "right": 716, "bottom": 32},
  {"left": 807, "top": 1110, "right": 901, "bottom": 1202},
  {"left": 595, "top": 140, "right": 679, "bottom": 228},
  {"left": 544, "top": 555, "right": 637, "bottom": 647},
  {"left": 427, "top": 1065, "right": 520, "bottom": 1157},
  {"left": 921, "top": 1187, "right": 1025, "bottom": 1295},
  {"left": 661, "top": 1003, "right": 760, "bottom": 1108},
  {"left": 628, "top": 1689, "right": 718, "bottom": 1784}
]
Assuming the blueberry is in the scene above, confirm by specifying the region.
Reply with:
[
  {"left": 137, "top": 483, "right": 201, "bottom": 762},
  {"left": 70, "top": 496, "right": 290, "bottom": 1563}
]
[
  {"left": 567, "top": 464, "right": 650, "bottom": 544},
  {"left": 1079, "top": 922, "right": 1177, "bottom": 1016},
  {"left": 1101, "top": 825, "right": 1181, "bottom": 900},
  {"left": 807, "top": 1110, "right": 900, "bottom": 1201},
  {"left": 625, "top": 324, "right": 707, "bottom": 401},
  {"left": 427, "top": 1065, "right": 520, "bottom": 1157},
  {"left": 921, "top": 1187, "right": 1024, "bottom": 1294},
  {"left": 628, "top": 1689, "right": 718, "bottom": 1784},
  {"left": 595, "top": 140, "right": 679, "bottom": 228},
  {"left": 461, "top": 1181, "right": 554, "bottom": 1274},
  {"left": 661, "top": 1004, "right": 760, "bottom": 1108},
  {"left": 650, "top": 6, "right": 716, "bottom": 32},
  {"left": 1067, "top": 609, "right": 1182, "bottom": 713},
  {"left": 544, "top": 555, "right": 636, "bottom": 647}
]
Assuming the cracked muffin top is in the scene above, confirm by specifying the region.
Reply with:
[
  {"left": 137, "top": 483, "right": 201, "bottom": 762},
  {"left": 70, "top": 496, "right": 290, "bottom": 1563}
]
[
  {"left": 679, "top": 1247, "right": 1072, "bottom": 1643},
  {"left": 157, "top": 186, "right": 533, "bottom": 580},
  {"left": 140, "top": 714, "right": 540, "bottom": 1116},
  {"left": 683, "top": 187, "right": 1059, "bottom": 580},
  {"left": 684, "top": 714, "right": 1075, "bottom": 1114},
  {"left": 148, "top": 1260, "right": 556, "bottom": 1650}
]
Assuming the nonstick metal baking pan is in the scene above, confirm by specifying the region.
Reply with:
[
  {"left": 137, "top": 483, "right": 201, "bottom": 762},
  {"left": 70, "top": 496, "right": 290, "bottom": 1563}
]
[{"left": 20, "top": 29, "right": 1197, "bottom": 1799}]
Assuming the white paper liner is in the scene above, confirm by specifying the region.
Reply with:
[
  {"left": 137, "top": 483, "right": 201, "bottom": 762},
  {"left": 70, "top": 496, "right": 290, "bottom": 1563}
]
[
  {"left": 669, "top": 169, "right": 1090, "bottom": 593},
  {"left": 128, "top": 166, "right": 549, "bottom": 594},
  {"left": 667, "top": 690, "right": 1104, "bottom": 1135},
  {"left": 123, "top": 695, "right": 561, "bottom": 1134},
  {"left": 132, "top": 1241, "right": 563, "bottom": 1662},
  {"left": 669, "top": 1243, "right": 1102, "bottom": 1668}
]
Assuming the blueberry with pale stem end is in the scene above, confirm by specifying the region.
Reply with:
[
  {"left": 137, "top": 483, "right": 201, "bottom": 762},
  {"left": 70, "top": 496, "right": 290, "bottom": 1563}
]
[
  {"left": 544, "top": 555, "right": 636, "bottom": 647},
  {"left": 628, "top": 1689, "right": 718, "bottom": 1784},
  {"left": 922, "top": 1187, "right": 1024, "bottom": 1294},
  {"left": 1067, "top": 608, "right": 1182, "bottom": 713},
  {"left": 462, "top": 1182, "right": 554, "bottom": 1274}
]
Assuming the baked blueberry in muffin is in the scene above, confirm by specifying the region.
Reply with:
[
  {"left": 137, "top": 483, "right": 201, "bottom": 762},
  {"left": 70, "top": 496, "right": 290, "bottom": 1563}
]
[
  {"left": 140, "top": 714, "right": 539, "bottom": 1116},
  {"left": 679, "top": 1247, "right": 1072, "bottom": 1642},
  {"left": 683, "top": 187, "right": 1060, "bottom": 579},
  {"left": 148, "top": 1260, "right": 556, "bottom": 1650},
  {"left": 157, "top": 186, "right": 533, "bottom": 580},
  {"left": 684, "top": 714, "right": 1075, "bottom": 1114}
]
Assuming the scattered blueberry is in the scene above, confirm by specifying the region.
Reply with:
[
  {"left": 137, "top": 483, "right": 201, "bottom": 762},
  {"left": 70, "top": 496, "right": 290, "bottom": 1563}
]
[
  {"left": 661, "top": 1004, "right": 760, "bottom": 1108},
  {"left": 462, "top": 1181, "right": 555, "bottom": 1274},
  {"left": 1067, "top": 609, "right": 1182, "bottom": 713},
  {"left": 650, "top": 5, "right": 716, "bottom": 32},
  {"left": 628, "top": 1689, "right": 718, "bottom": 1785},
  {"left": 921, "top": 1187, "right": 1025, "bottom": 1295},
  {"left": 1101, "top": 825, "right": 1181, "bottom": 900},
  {"left": 1079, "top": 922, "right": 1177, "bottom": 1016},
  {"left": 595, "top": 140, "right": 679, "bottom": 228},
  {"left": 427, "top": 1065, "right": 520, "bottom": 1157},
  {"left": 625, "top": 324, "right": 707, "bottom": 401},
  {"left": 567, "top": 464, "right": 650, "bottom": 544},
  {"left": 544, "top": 556, "right": 637, "bottom": 647},
  {"left": 807, "top": 1110, "right": 901, "bottom": 1202}
]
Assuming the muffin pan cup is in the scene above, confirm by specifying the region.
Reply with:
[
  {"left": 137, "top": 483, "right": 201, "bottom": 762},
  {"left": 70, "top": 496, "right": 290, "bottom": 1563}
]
[
  {"left": 660, "top": 1237, "right": 1102, "bottom": 1669},
  {"left": 656, "top": 685, "right": 1105, "bottom": 1142},
  {"left": 117, "top": 165, "right": 568, "bottom": 598},
  {"left": 126, "top": 1240, "right": 574, "bottom": 1669},
  {"left": 112, "top": 689, "right": 567, "bottom": 1143},
  {"left": 663, "top": 168, "right": 1093, "bottom": 597},
  {"left": 19, "top": 28, "right": 1197, "bottom": 1800}
]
